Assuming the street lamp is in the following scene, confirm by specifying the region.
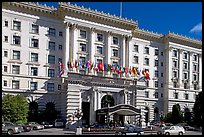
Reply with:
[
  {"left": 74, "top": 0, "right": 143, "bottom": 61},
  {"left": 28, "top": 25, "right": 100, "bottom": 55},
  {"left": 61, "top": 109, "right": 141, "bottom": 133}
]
[{"left": 74, "top": 108, "right": 83, "bottom": 128}]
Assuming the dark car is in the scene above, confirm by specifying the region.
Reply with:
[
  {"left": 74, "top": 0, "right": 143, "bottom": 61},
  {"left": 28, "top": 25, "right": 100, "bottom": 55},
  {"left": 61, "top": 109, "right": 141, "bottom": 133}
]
[
  {"left": 41, "top": 121, "right": 54, "bottom": 128},
  {"left": 16, "top": 122, "right": 32, "bottom": 132},
  {"left": 116, "top": 124, "right": 144, "bottom": 135}
]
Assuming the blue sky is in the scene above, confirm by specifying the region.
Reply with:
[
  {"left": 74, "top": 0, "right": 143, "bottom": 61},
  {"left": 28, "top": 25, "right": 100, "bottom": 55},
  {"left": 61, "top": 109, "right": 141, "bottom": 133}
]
[{"left": 40, "top": 2, "right": 202, "bottom": 40}]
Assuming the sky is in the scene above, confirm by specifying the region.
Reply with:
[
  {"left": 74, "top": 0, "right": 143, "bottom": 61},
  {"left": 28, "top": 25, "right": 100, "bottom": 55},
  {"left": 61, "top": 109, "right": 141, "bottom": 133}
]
[{"left": 40, "top": 2, "right": 202, "bottom": 40}]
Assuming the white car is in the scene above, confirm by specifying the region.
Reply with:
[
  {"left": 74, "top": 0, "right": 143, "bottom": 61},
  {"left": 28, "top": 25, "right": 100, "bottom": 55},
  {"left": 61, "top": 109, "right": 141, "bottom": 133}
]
[{"left": 159, "top": 125, "right": 185, "bottom": 135}]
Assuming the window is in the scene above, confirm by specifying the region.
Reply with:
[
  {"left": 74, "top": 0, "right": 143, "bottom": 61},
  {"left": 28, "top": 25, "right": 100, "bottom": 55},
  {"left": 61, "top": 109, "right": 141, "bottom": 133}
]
[
  {"left": 4, "top": 80, "right": 7, "bottom": 86},
  {"left": 48, "top": 55, "right": 55, "bottom": 64},
  {"left": 193, "top": 64, "right": 197, "bottom": 71},
  {"left": 31, "top": 53, "right": 38, "bottom": 62},
  {"left": 49, "top": 42, "right": 55, "bottom": 50},
  {"left": 155, "top": 60, "right": 159, "bottom": 66},
  {"left": 183, "top": 62, "right": 188, "bottom": 70},
  {"left": 13, "top": 36, "right": 21, "bottom": 45},
  {"left": 13, "top": 21, "right": 21, "bottom": 31},
  {"left": 4, "top": 66, "right": 8, "bottom": 72},
  {"left": 155, "top": 81, "right": 158, "bottom": 88},
  {"left": 48, "top": 69, "right": 55, "bottom": 77},
  {"left": 173, "top": 70, "right": 177, "bottom": 78},
  {"left": 174, "top": 92, "right": 178, "bottom": 99},
  {"left": 59, "top": 45, "right": 63, "bottom": 50},
  {"left": 194, "top": 84, "right": 198, "bottom": 90},
  {"left": 97, "top": 33, "right": 103, "bottom": 42},
  {"left": 172, "top": 60, "right": 178, "bottom": 68},
  {"left": 112, "top": 61, "right": 118, "bottom": 66},
  {"left": 184, "top": 83, "right": 188, "bottom": 89},
  {"left": 161, "top": 73, "right": 163, "bottom": 77},
  {"left": 133, "top": 56, "right": 138, "bottom": 64},
  {"left": 4, "top": 51, "right": 8, "bottom": 57},
  {"left": 145, "top": 91, "right": 149, "bottom": 98},
  {"left": 161, "top": 52, "right": 163, "bottom": 56},
  {"left": 31, "top": 67, "right": 38, "bottom": 76},
  {"left": 172, "top": 50, "right": 177, "bottom": 57},
  {"left": 58, "top": 85, "right": 62, "bottom": 90},
  {"left": 97, "top": 46, "right": 103, "bottom": 54},
  {"left": 47, "top": 83, "right": 54, "bottom": 92},
  {"left": 146, "top": 81, "right": 149, "bottom": 87},
  {"left": 193, "top": 54, "right": 197, "bottom": 61},
  {"left": 173, "top": 82, "right": 177, "bottom": 88},
  {"left": 58, "top": 58, "right": 62, "bottom": 63},
  {"left": 193, "top": 74, "right": 197, "bottom": 81},
  {"left": 155, "top": 92, "right": 159, "bottom": 98},
  {"left": 5, "top": 20, "right": 8, "bottom": 27},
  {"left": 184, "top": 93, "right": 189, "bottom": 100},
  {"left": 144, "top": 47, "right": 149, "bottom": 54},
  {"left": 80, "top": 30, "right": 86, "bottom": 39},
  {"left": 79, "top": 43, "right": 86, "bottom": 52},
  {"left": 183, "top": 52, "right": 188, "bottom": 59},
  {"left": 13, "top": 50, "right": 20, "bottom": 60},
  {"left": 134, "top": 45, "right": 138, "bottom": 52},
  {"left": 161, "top": 83, "right": 163, "bottom": 87},
  {"left": 30, "top": 82, "right": 37, "bottom": 91},
  {"left": 161, "top": 62, "right": 163, "bottom": 66},
  {"left": 48, "top": 28, "right": 55, "bottom": 36},
  {"left": 161, "top": 93, "right": 163, "bottom": 98},
  {"left": 31, "top": 24, "right": 39, "bottom": 34},
  {"left": 80, "top": 57, "right": 86, "bottom": 64},
  {"left": 155, "top": 70, "right": 158, "bottom": 77},
  {"left": 12, "top": 80, "right": 19, "bottom": 89},
  {"left": 4, "top": 36, "right": 8, "bottom": 42},
  {"left": 12, "top": 65, "right": 20, "bottom": 74},
  {"left": 31, "top": 39, "right": 39, "bottom": 48},
  {"left": 59, "top": 31, "right": 63, "bottom": 37},
  {"left": 183, "top": 72, "right": 188, "bottom": 79},
  {"left": 144, "top": 58, "right": 149, "bottom": 65},
  {"left": 155, "top": 49, "right": 159, "bottom": 55},
  {"left": 112, "top": 49, "right": 118, "bottom": 57},
  {"left": 113, "top": 36, "right": 119, "bottom": 45}
]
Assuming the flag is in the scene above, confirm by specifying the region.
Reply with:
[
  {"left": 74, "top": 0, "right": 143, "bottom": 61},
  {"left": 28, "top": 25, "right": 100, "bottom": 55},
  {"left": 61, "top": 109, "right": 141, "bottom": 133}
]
[
  {"left": 74, "top": 59, "right": 78, "bottom": 68},
  {"left": 134, "top": 67, "right": 138, "bottom": 77},
  {"left": 58, "top": 62, "right": 64, "bottom": 77},
  {"left": 70, "top": 59, "right": 73, "bottom": 68},
  {"left": 125, "top": 68, "right": 128, "bottom": 74},
  {"left": 85, "top": 60, "right": 89, "bottom": 69},
  {"left": 145, "top": 71, "right": 150, "bottom": 80},
  {"left": 67, "top": 61, "right": 70, "bottom": 69},
  {"left": 104, "top": 64, "right": 107, "bottom": 72},
  {"left": 79, "top": 60, "right": 82, "bottom": 68}
]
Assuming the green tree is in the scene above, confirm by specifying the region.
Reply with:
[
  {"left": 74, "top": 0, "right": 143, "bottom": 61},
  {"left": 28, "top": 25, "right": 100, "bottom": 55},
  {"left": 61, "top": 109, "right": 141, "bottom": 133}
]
[
  {"left": 184, "top": 108, "right": 192, "bottom": 125},
  {"left": 164, "top": 112, "right": 172, "bottom": 123},
  {"left": 42, "top": 102, "right": 58, "bottom": 122},
  {"left": 171, "top": 104, "right": 183, "bottom": 124},
  {"left": 193, "top": 92, "right": 202, "bottom": 127},
  {"left": 2, "top": 94, "right": 29, "bottom": 123}
]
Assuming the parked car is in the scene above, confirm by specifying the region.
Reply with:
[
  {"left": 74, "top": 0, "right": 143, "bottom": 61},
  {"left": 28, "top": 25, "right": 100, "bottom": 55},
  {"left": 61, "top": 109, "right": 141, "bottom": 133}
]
[
  {"left": 16, "top": 122, "right": 32, "bottom": 132},
  {"left": 54, "top": 119, "right": 65, "bottom": 128},
  {"left": 116, "top": 124, "right": 144, "bottom": 135},
  {"left": 2, "top": 122, "right": 22, "bottom": 135},
  {"left": 41, "top": 121, "right": 54, "bottom": 128},
  {"left": 158, "top": 125, "right": 185, "bottom": 135},
  {"left": 176, "top": 123, "right": 195, "bottom": 131},
  {"left": 90, "top": 123, "right": 110, "bottom": 128},
  {"left": 27, "top": 122, "right": 44, "bottom": 130}
]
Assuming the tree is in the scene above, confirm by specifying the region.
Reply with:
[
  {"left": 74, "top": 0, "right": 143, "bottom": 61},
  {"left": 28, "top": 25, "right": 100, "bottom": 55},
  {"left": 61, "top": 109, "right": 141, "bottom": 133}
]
[
  {"left": 2, "top": 94, "right": 29, "bottom": 123},
  {"left": 42, "top": 102, "right": 58, "bottom": 122},
  {"left": 193, "top": 92, "right": 202, "bottom": 127},
  {"left": 184, "top": 108, "right": 192, "bottom": 125},
  {"left": 27, "top": 101, "right": 39, "bottom": 122},
  {"left": 171, "top": 104, "right": 183, "bottom": 124}
]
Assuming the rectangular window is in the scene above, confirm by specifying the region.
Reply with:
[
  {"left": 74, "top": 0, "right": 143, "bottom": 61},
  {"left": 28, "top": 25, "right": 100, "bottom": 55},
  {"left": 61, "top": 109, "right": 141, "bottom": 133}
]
[
  {"left": 155, "top": 49, "right": 159, "bottom": 55},
  {"left": 97, "top": 33, "right": 103, "bottom": 42},
  {"left": 183, "top": 62, "right": 188, "bottom": 70},
  {"left": 193, "top": 54, "right": 197, "bottom": 61},
  {"left": 173, "top": 71, "right": 177, "bottom": 78},
  {"left": 155, "top": 60, "right": 159, "bottom": 66},
  {"left": 112, "top": 49, "right": 118, "bottom": 57},
  {"left": 97, "top": 46, "right": 103, "bottom": 54},
  {"left": 174, "top": 92, "right": 178, "bottom": 99},
  {"left": 144, "top": 58, "right": 149, "bottom": 66},
  {"left": 155, "top": 70, "right": 158, "bottom": 77},
  {"left": 48, "top": 69, "right": 55, "bottom": 77},
  {"left": 161, "top": 83, "right": 163, "bottom": 87},
  {"left": 48, "top": 55, "right": 55, "bottom": 64},
  {"left": 4, "top": 80, "right": 7, "bottom": 86},
  {"left": 13, "top": 36, "right": 21, "bottom": 45},
  {"left": 31, "top": 67, "right": 38, "bottom": 76},
  {"left": 184, "top": 93, "right": 189, "bottom": 100},
  {"left": 12, "top": 65, "right": 20, "bottom": 74},
  {"left": 144, "top": 47, "right": 149, "bottom": 54},
  {"left": 47, "top": 83, "right": 54, "bottom": 92},
  {"left": 13, "top": 21, "right": 21, "bottom": 31},
  {"left": 4, "top": 51, "right": 8, "bottom": 57},
  {"left": 184, "top": 83, "right": 188, "bottom": 89},
  {"left": 155, "top": 92, "right": 159, "bottom": 98},
  {"left": 133, "top": 56, "right": 138, "bottom": 64},
  {"left": 145, "top": 91, "right": 149, "bottom": 98},
  {"left": 4, "top": 36, "right": 8, "bottom": 42},
  {"left": 13, "top": 50, "right": 20, "bottom": 60},
  {"left": 30, "top": 82, "right": 37, "bottom": 91},
  {"left": 5, "top": 20, "right": 8, "bottom": 27},
  {"left": 12, "top": 80, "right": 19, "bottom": 89},
  {"left": 161, "top": 52, "right": 163, "bottom": 56},
  {"left": 31, "top": 24, "right": 39, "bottom": 34},
  {"left": 193, "top": 74, "right": 197, "bottom": 81},
  {"left": 134, "top": 45, "right": 138, "bottom": 52},
  {"left": 48, "top": 28, "right": 56, "bottom": 36},
  {"left": 161, "top": 62, "right": 163, "bottom": 66},
  {"left": 49, "top": 42, "right": 55, "bottom": 50},
  {"left": 172, "top": 50, "right": 177, "bottom": 57},
  {"left": 59, "top": 31, "right": 63, "bottom": 37},
  {"left": 79, "top": 43, "right": 86, "bottom": 52},
  {"left": 173, "top": 60, "right": 178, "bottom": 68},
  {"left": 194, "top": 84, "right": 198, "bottom": 90},
  {"left": 31, "top": 39, "right": 39, "bottom": 48},
  {"left": 31, "top": 53, "right": 38, "bottom": 62},
  {"left": 58, "top": 58, "right": 62, "bottom": 63},
  {"left": 113, "top": 36, "right": 119, "bottom": 45},
  {"left": 183, "top": 72, "right": 188, "bottom": 79},
  {"left": 4, "top": 66, "right": 8, "bottom": 72},
  {"left": 146, "top": 81, "right": 149, "bottom": 87},
  {"left": 173, "top": 82, "right": 177, "bottom": 88},
  {"left": 193, "top": 64, "right": 197, "bottom": 71},
  {"left": 80, "top": 30, "right": 86, "bottom": 39},
  {"left": 183, "top": 52, "right": 188, "bottom": 59},
  {"left": 80, "top": 57, "right": 86, "bottom": 64},
  {"left": 161, "top": 93, "right": 163, "bottom": 98},
  {"left": 161, "top": 72, "right": 163, "bottom": 77},
  {"left": 155, "top": 81, "right": 158, "bottom": 88},
  {"left": 59, "top": 45, "right": 63, "bottom": 50},
  {"left": 58, "top": 85, "right": 62, "bottom": 90}
]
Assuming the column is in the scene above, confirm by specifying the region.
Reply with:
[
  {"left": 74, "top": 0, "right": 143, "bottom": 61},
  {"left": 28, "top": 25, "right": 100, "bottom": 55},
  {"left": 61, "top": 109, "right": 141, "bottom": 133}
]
[
  {"left": 106, "top": 31, "right": 112, "bottom": 64},
  {"left": 89, "top": 27, "right": 95, "bottom": 74},
  {"left": 198, "top": 54, "right": 202, "bottom": 90},
  {"left": 127, "top": 36, "right": 132, "bottom": 67},
  {"left": 72, "top": 24, "right": 78, "bottom": 65},
  {"left": 64, "top": 23, "right": 71, "bottom": 72},
  {"left": 189, "top": 52, "right": 193, "bottom": 89},
  {"left": 121, "top": 35, "right": 126, "bottom": 77},
  {"left": 178, "top": 49, "right": 183, "bottom": 87},
  {"left": 97, "top": 90, "right": 101, "bottom": 109}
]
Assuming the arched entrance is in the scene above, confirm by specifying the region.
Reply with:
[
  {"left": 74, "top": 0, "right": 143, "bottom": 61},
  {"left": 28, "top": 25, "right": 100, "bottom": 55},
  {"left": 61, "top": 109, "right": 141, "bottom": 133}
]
[
  {"left": 154, "top": 107, "right": 159, "bottom": 122},
  {"left": 28, "top": 101, "right": 39, "bottom": 122}
]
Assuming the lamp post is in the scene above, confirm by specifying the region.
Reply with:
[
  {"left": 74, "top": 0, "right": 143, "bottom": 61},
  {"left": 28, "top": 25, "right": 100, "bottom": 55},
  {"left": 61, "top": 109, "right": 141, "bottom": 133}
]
[{"left": 74, "top": 108, "right": 83, "bottom": 128}]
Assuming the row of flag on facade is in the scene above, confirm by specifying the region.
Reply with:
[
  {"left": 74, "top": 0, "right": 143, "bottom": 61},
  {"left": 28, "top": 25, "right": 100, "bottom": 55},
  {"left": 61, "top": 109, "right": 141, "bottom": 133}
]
[{"left": 57, "top": 60, "right": 151, "bottom": 81}]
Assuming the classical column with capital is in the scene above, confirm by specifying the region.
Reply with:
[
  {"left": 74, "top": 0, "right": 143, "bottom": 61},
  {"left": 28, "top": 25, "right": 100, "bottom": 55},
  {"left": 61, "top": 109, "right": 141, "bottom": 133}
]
[
  {"left": 178, "top": 49, "right": 183, "bottom": 88},
  {"left": 127, "top": 36, "right": 132, "bottom": 67},
  {"left": 89, "top": 27, "right": 96, "bottom": 74},
  {"left": 64, "top": 22, "right": 71, "bottom": 72},
  {"left": 189, "top": 52, "right": 193, "bottom": 89},
  {"left": 198, "top": 54, "right": 202, "bottom": 90},
  {"left": 72, "top": 24, "right": 78, "bottom": 68}
]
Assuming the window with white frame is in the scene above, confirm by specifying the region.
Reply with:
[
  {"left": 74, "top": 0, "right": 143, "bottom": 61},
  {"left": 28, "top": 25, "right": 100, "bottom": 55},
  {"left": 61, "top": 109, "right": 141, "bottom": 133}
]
[
  {"left": 97, "top": 33, "right": 103, "bottom": 42},
  {"left": 144, "top": 47, "right": 149, "bottom": 54},
  {"left": 47, "top": 83, "right": 54, "bottom": 92},
  {"left": 31, "top": 53, "right": 38, "bottom": 62},
  {"left": 193, "top": 64, "right": 197, "bottom": 71},
  {"left": 12, "top": 80, "right": 19, "bottom": 89},
  {"left": 113, "top": 36, "right": 119, "bottom": 45},
  {"left": 80, "top": 30, "right": 86, "bottom": 39},
  {"left": 133, "top": 56, "right": 138, "bottom": 64},
  {"left": 144, "top": 58, "right": 149, "bottom": 65},
  {"left": 12, "top": 65, "right": 20, "bottom": 74},
  {"left": 31, "top": 24, "right": 39, "bottom": 34},
  {"left": 155, "top": 81, "right": 158, "bottom": 88},
  {"left": 13, "top": 36, "right": 21, "bottom": 45},
  {"left": 112, "top": 61, "right": 118, "bottom": 66},
  {"left": 13, "top": 50, "right": 20, "bottom": 60},
  {"left": 184, "top": 93, "right": 189, "bottom": 100},
  {"left": 134, "top": 44, "right": 138, "bottom": 52},
  {"left": 4, "top": 80, "right": 7, "bottom": 86},
  {"left": 155, "top": 60, "right": 159, "bottom": 66},
  {"left": 155, "top": 49, "right": 159, "bottom": 55},
  {"left": 184, "top": 83, "right": 188, "bottom": 89},
  {"left": 48, "top": 69, "right": 55, "bottom": 77},
  {"left": 155, "top": 70, "right": 158, "bottom": 77},
  {"left": 193, "top": 74, "right": 197, "bottom": 81},
  {"left": 4, "top": 36, "right": 8, "bottom": 42},
  {"left": 172, "top": 50, "right": 177, "bottom": 57},
  {"left": 173, "top": 82, "right": 177, "bottom": 88},
  {"left": 79, "top": 56, "right": 86, "bottom": 64},
  {"left": 48, "top": 28, "right": 55, "bottom": 36},
  {"left": 183, "top": 52, "right": 188, "bottom": 59},
  {"left": 96, "top": 46, "right": 103, "bottom": 54},
  {"left": 183, "top": 62, "right": 188, "bottom": 70},
  {"left": 4, "top": 51, "right": 8, "bottom": 57},
  {"left": 48, "top": 55, "right": 55, "bottom": 64},
  {"left": 112, "top": 49, "right": 118, "bottom": 57},
  {"left": 3, "top": 66, "right": 8, "bottom": 72},
  {"left": 174, "top": 92, "right": 178, "bottom": 99},
  {"left": 5, "top": 20, "right": 8, "bottom": 27},
  {"left": 194, "top": 84, "right": 198, "bottom": 90},
  {"left": 145, "top": 91, "right": 149, "bottom": 98},
  {"left": 79, "top": 43, "right": 86, "bottom": 52},
  {"left": 173, "top": 70, "right": 178, "bottom": 78},
  {"left": 30, "top": 82, "right": 37, "bottom": 91},
  {"left": 31, "top": 38, "right": 39, "bottom": 48},
  {"left": 31, "top": 67, "right": 38, "bottom": 76},
  {"left": 49, "top": 42, "right": 55, "bottom": 50},
  {"left": 183, "top": 72, "right": 188, "bottom": 79},
  {"left": 155, "top": 92, "right": 159, "bottom": 98},
  {"left": 193, "top": 54, "right": 197, "bottom": 61},
  {"left": 172, "top": 60, "right": 178, "bottom": 68},
  {"left": 13, "top": 21, "right": 21, "bottom": 31}
]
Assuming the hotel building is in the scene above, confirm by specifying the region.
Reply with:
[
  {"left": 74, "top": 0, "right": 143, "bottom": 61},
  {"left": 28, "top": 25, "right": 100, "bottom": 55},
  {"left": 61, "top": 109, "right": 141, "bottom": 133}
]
[{"left": 2, "top": 2, "right": 202, "bottom": 128}]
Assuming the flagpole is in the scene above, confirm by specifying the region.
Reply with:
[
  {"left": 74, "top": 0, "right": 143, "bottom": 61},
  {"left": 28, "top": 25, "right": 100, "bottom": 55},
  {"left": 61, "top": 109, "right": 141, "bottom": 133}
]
[{"left": 120, "top": 2, "right": 122, "bottom": 18}]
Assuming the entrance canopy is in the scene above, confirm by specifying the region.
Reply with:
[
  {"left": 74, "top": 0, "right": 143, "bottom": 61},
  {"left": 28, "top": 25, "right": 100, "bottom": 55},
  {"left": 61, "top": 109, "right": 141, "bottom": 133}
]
[{"left": 96, "top": 104, "right": 141, "bottom": 116}]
